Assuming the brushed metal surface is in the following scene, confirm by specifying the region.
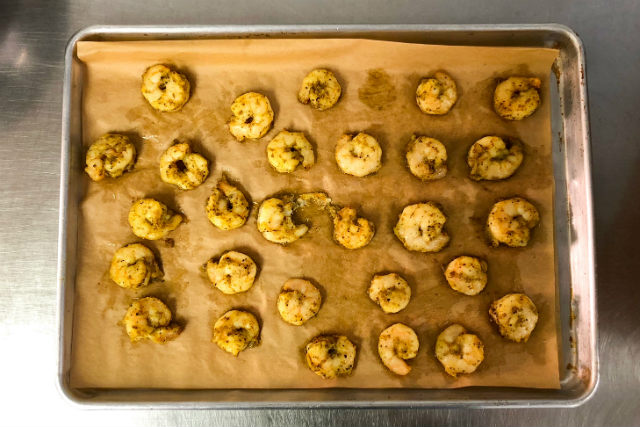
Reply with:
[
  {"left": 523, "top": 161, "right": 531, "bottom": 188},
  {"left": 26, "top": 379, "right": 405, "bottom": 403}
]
[{"left": 1, "top": 0, "right": 638, "bottom": 425}]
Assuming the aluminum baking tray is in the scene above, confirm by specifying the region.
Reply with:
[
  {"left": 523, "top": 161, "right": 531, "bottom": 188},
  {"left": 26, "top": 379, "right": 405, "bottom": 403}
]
[{"left": 57, "top": 24, "right": 597, "bottom": 408}]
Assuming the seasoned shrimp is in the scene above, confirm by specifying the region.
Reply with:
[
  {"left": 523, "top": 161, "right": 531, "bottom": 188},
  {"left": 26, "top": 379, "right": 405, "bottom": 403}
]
[
  {"left": 330, "top": 206, "right": 375, "bottom": 249},
  {"left": 228, "top": 92, "right": 274, "bottom": 141},
  {"left": 368, "top": 273, "right": 411, "bottom": 314},
  {"left": 206, "top": 251, "right": 257, "bottom": 295},
  {"left": 493, "top": 77, "right": 541, "bottom": 120},
  {"left": 405, "top": 135, "right": 448, "bottom": 181},
  {"left": 335, "top": 132, "right": 382, "bottom": 177},
  {"left": 416, "top": 71, "right": 458, "bottom": 115},
  {"left": 159, "top": 142, "right": 209, "bottom": 190},
  {"left": 257, "top": 197, "right": 308, "bottom": 244},
  {"left": 109, "top": 243, "right": 162, "bottom": 289},
  {"left": 305, "top": 335, "right": 356, "bottom": 379},
  {"left": 206, "top": 177, "right": 250, "bottom": 230},
  {"left": 394, "top": 202, "right": 450, "bottom": 252},
  {"left": 444, "top": 256, "right": 488, "bottom": 296},
  {"left": 378, "top": 323, "right": 419, "bottom": 376},
  {"left": 85, "top": 133, "right": 136, "bottom": 181},
  {"left": 487, "top": 197, "right": 540, "bottom": 247},
  {"left": 277, "top": 279, "right": 322, "bottom": 325},
  {"left": 128, "top": 198, "right": 183, "bottom": 240},
  {"left": 212, "top": 309, "right": 260, "bottom": 356},
  {"left": 123, "top": 297, "right": 182, "bottom": 343},
  {"left": 267, "top": 130, "right": 315, "bottom": 173},
  {"left": 141, "top": 64, "right": 190, "bottom": 112},
  {"left": 467, "top": 136, "right": 523, "bottom": 181},
  {"left": 489, "top": 293, "right": 539, "bottom": 342},
  {"left": 435, "top": 324, "right": 484, "bottom": 377},
  {"left": 298, "top": 68, "right": 342, "bottom": 111}
]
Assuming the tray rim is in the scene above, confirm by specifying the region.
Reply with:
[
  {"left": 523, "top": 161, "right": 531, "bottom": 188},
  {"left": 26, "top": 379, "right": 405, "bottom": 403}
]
[{"left": 57, "top": 23, "right": 598, "bottom": 409}]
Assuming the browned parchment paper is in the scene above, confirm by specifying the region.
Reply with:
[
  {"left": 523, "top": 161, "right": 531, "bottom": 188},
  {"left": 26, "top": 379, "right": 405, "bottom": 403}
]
[{"left": 71, "top": 39, "right": 559, "bottom": 389}]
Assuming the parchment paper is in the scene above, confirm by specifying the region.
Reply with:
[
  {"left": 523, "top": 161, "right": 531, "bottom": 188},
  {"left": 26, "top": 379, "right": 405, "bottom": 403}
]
[{"left": 71, "top": 39, "right": 559, "bottom": 389}]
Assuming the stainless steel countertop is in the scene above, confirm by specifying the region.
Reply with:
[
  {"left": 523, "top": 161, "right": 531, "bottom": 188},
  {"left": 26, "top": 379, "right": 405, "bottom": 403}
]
[{"left": 1, "top": 1, "right": 637, "bottom": 426}]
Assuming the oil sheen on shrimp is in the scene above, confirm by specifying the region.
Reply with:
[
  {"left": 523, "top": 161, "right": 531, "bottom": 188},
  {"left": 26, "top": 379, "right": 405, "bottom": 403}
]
[
  {"left": 394, "top": 202, "right": 450, "bottom": 252},
  {"left": 277, "top": 278, "right": 322, "bottom": 325},
  {"left": 206, "top": 251, "right": 257, "bottom": 295},
  {"left": 206, "top": 176, "right": 250, "bottom": 230},
  {"left": 416, "top": 71, "right": 458, "bottom": 115},
  {"left": 298, "top": 68, "right": 342, "bottom": 111},
  {"left": 85, "top": 133, "right": 136, "bottom": 181},
  {"left": 228, "top": 92, "right": 274, "bottom": 141},
  {"left": 467, "top": 136, "right": 523, "bottom": 181},
  {"left": 123, "top": 297, "right": 182, "bottom": 343},
  {"left": 489, "top": 293, "right": 539, "bottom": 342},
  {"left": 444, "top": 256, "right": 488, "bottom": 296},
  {"left": 159, "top": 142, "right": 209, "bottom": 190},
  {"left": 487, "top": 197, "right": 540, "bottom": 247},
  {"left": 335, "top": 132, "right": 382, "bottom": 177},
  {"left": 109, "top": 243, "right": 162, "bottom": 289},
  {"left": 378, "top": 323, "right": 419, "bottom": 376},
  {"left": 212, "top": 309, "right": 260, "bottom": 356},
  {"left": 493, "top": 76, "right": 541, "bottom": 120},
  {"left": 330, "top": 206, "right": 375, "bottom": 249},
  {"left": 128, "top": 198, "right": 183, "bottom": 240},
  {"left": 435, "top": 324, "right": 484, "bottom": 377},
  {"left": 266, "top": 130, "right": 315, "bottom": 173},
  {"left": 305, "top": 335, "right": 356, "bottom": 379},
  {"left": 368, "top": 273, "right": 411, "bottom": 314},
  {"left": 405, "top": 135, "right": 448, "bottom": 181},
  {"left": 257, "top": 197, "right": 308, "bottom": 244},
  {"left": 140, "top": 64, "right": 190, "bottom": 112}
]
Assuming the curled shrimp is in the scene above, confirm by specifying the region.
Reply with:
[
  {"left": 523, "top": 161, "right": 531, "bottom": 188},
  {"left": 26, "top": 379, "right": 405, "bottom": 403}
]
[
  {"left": 367, "top": 273, "right": 411, "bottom": 314},
  {"left": 487, "top": 197, "right": 540, "bottom": 247},
  {"left": 109, "top": 243, "right": 162, "bottom": 289},
  {"left": 489, "top": 293, "right": 539, "bottom": 342},
  {"left": 257, "top": 197, "right": 308, "bottom": 244},
  {"left": 128, "top": 198, "right": 183, "bottom": 240},
  {"left": 467, "top": 136, "right": 523, "bottom": 181},
  {"left": 435, "top": 324, "right": 484, "bottom": 377},
  {"left": 444, "top": 256, "right": 488, "bottom": 296},
  {"left": 205, "top": 177, "right": 250, "bottom": 230},
  {"left": 123, "top": 297, "right": 182, "bottom": 343},
  {"left": 378, "top": 323, "right": 419, "bottom": 376},
  {"left": 266, "top": 130, "right": 315, "bottom": 173},
  {"left": 277, "top": 278, "right": 322, "bottom": 325},
  {"left": 416, "top": 71, "right": 458, "bottom": 115},
  {"left": 394, "top": 202, "right": 450, "bottom": 252},
  {"left": 85, "top": 133, "right": 136, "bottom": 181},
  {"left": 140, "top": 64, "right": 190, "bottom": 112},
  {"left": 335, "top": 132, "right": 382, "bottom": 177},
  {"left": 159, "top": 142, "right": 209, "bottom": 190},
  {"left": 206, "top": 251, "right": 257, "bottom": 295},
  {"left": 298, "top": 68, "right": 342, "bottom": 111},
  {"left": 305, "top": 335, "right": 356, "bottom": 379},
  {"left": 405, "top": 135, "right": 448, "bottom": 181},
  {"left": 329, "top": 206, "right": 375, "bottom": 249},
  {"left": 212, "top": 309, "right": 260, "bottom": 356},
  {"left": 228, "top": 92, "right": 274, "bottom": 141},
  {"left": 493, "top": 77, "right": 541, "bottom": 120}
]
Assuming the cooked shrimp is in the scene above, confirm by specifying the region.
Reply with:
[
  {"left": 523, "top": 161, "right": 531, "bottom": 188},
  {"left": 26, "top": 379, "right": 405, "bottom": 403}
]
[
  {"left": 335, "top": 132, "right": 382, "bottom": 177},
  {"left": 296, "top": 192, "right": 332, "bottom": 209},
  {"left": 141, "top": 64, "right": 190, "bottom": 112},
  {"left": 405, "top": 135, "right": 447, "bottom": 181},
  {"left": 109, "top": 243, "right": 162, "bottom": 289},
  {"left": 228, "top": 92, "right": 274, "bottom": 141},
  {"left": 330, "top": 206, "right": 375, "bottom": 249},
  {"left": 493, "top": 77, "right": 541, "bottom": 120},
  {"left": 416, "top": 71, "right": 458, "bottom": 115},
  {"left": 489, "top": 293, "right": 539, "bottom": 342},
  {"left": 378, "top": 323, "right": 419, "bottom": 376},
  {"left": 277, "top": 279, "right": 322, "bottom": 325},
  {"left": 206, "top": 251, "right": 257, "bottom": 295},
  {"left": 368, "top": 273, "right": 411, "bottom": 314},
  {"left": 123, "top": 297, "right": 182, "bottom": 343},
  {"left": 298, "top": 68, "right": 342, "bottom": 111},
  {"left": 128, "top": 198, "right": 183, "bottom": 240},
  {"left": 305, "top": 335, "right": 356, "bottom": 379},
  {"left": 257, "top": 197, "right": 308, "bottom": 244},
  {"left": 212, "top": 309, "right": 260, "bottom": 356},
  {"left": 205, "top": 177, "right": 250, "bottom": 230},
  {"left": 267, "top": 130, "right": 315, "bottom": 173},
  {"left": 444, "top": 256, "right": 488, "bottom": 296},
  {"left": 467, "top": 136, "right": 523, "bottom": 181},
  {"left": 487, "top": 197, "right": 540, "bottom": 247},
  {"left": 85, "top": 133, "right": 136, "bottom": 181},
  {"left": 435, "top": 324, "right": 484, "bottom": 377},
  {"left": 159, "top": 142, "right": 209, "bottom": 190},
  {"left": 394, "top": 202, "right": 449, "bottom": 252}
]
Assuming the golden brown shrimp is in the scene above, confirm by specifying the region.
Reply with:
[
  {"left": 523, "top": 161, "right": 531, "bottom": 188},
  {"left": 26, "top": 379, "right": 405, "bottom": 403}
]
[
  {"left": 367, "top": 273, "right": 411, "bottom": 314},
  {"left": 467, "top": 136, "right": 523, "bottom": 181},
  {"left": 298, "top": 68, "right": 342, "bottom": 111},
  {"left": 85, "top": 133, "right": 136, "bottom": 181},
  {"left": 416, "top": 71, "right": 458, "bottom": 115},
  {"left": 109, "top": 243, "right": 162, "bottom": 289},
  {"left": 212, "top": 309, "right": 260, "bottom": 356},
  {"left": 444, "top": 256, "right": 488, "bottom": 296},
  {"left": 159, "top": 142, "right": 209, "bottom": 190},
  {"left": 205, "top": 177, "right": 250, "bottom": 230},
  {"left": 487, "top": 197, "right": 540, "bottom": 247},
  {"left": 378, "top": 323, "right": 419, "bottom": 376},
  {"left": 435, "top": 324, "right": 484, "bottom": 377},
  {"left": 141, "top": 64, "right": 190, "bottom": 112},
  {"left": 493, "top": 77, "right": 541, "bottom": 120},
  {"left": 330, "top": 206, "right": 375, "bottom": 249},
  {"left": 206, "top": 251, "right": 257, "bottom": 295},
  {"left": 405, "top": 135, "right": 448, "bottom": 181},
  {"left": 128, "top": 198, "right": 183, "bottom": 240},
  {"left": 305, "top": 335, "right": 356, "bottom": 379},
  {"left": 489, "top": 293, "right": 539, "bottom": 342},
  {"left": 266, "top": 130, "right": 315, "bottom": 173},
  {"left": 335, "top": 132, "right": 382, "bottom": 177},
  {"left": 123, "top": 297, "right": 182, "bottom": 343},
  {"left": 277, "top": 278, "right": 322, "bottom": 326},
  {"left": 394, "top": 202, "right": 450, "bottom": 252},
  {"left": 228, "top": 92, "right": 274, "bottom": 141},
  {"left": 257, "top": 197, "right": 308, "bottom": 244}
]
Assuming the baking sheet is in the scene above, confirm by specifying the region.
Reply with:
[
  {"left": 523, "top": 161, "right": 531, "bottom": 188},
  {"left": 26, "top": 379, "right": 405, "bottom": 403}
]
[{"left": 71, "top": 38, "right": 559, "bottom": 389}]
